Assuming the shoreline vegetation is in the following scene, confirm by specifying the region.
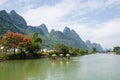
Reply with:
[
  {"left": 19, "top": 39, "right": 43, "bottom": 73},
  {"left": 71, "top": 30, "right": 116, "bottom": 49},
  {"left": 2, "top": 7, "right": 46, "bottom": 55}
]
[{"left": 0, "top": 32, "right": 118, "bottom": 61}]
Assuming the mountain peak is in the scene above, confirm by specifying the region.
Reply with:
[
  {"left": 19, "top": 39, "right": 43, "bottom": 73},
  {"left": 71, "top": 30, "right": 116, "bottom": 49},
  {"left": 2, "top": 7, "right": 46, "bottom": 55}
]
[
  {"left": 9, "top": 10, "right": 19, "bottom": 16},
  {"left": 38, "top": 24, "right": 47, "bottom": 29},
  {"left": 86, "top": 41, "right": 103, "bottom": 52},
  {"left": 10, "top": 10, "right": 16, "bottom": 14},
  {"left": 38, "top": 24, "right": 48, "bottom": 34},
  {"left": 9, "top": 10, "right": 27, "bottom": 29},
  {"left": 63, "top": 26, "right": 70, "bottom": 33},
  {"left": 86, "top": 40, "right": 93, "bottom": 50},
  {"left": 0, "top": 10, "right": 12, "bottom": 23},
  {"left": 92, "top": 43, "right": 103, "bottom": 52},
  {"left": 50, "top": 29, "right": 55, "bottom": 33},
  {"left": 86, "top": 40, "right": 91, "bottom": 43},
  {"left": 39, "top": 23, "right": 46, "bottom": 26},
  {"left": 0, "top": 10, "right": 22, "bottom": 36},
  {"left": 50, "top": 29, "right": 65, "bottom": 39},
  {"left": 0, "top": 10, "right": 7, "bottom": 13}
]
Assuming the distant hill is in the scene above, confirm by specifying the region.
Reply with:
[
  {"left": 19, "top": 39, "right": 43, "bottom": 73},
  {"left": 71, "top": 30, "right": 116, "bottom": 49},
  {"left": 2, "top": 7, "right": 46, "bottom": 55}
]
[
  {"left": 49, "top": 27, "right": 88, "bottom": 49},
  {"left": 0, "top": 10, "right": 103, "bottom": 50},
  {"left": 86, "top": 40, "right": 103, "bottom": 52}
]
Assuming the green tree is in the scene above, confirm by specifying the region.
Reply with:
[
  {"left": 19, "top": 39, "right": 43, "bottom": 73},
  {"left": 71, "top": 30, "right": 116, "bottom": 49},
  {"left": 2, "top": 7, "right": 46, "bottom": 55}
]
[
  {"left": 30, "top": 32, "right": 42, "bottom": 53},
  {"left": 113, "top": 46, "right": 120, "bottom": 54},
  {"left": 92, "top": 47, "right": 97, "bottom": 53},
  {"left": 79, "top": 49, "right": 88, "bottom": 55},
  {"left": 68, "top": 46, "right": 79, "bottom": 56},
  {"left": 53, "top": 44, "right": 69, "bottom": 56}
]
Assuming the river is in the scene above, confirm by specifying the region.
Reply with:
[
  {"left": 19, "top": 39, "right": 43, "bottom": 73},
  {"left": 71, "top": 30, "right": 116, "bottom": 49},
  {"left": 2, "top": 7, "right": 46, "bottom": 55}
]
[{"left": 0, "top": 54, "right": 120, "bottom": 80}]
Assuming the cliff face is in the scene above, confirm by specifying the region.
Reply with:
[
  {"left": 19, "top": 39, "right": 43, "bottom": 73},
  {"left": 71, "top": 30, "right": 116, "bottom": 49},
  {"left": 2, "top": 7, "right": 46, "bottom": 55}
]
[
  {"left": 9, "top": 10, "right": 27, "bottom": 29},
  {"left": 0, "top": 10, "right": 21, "bottom": 38}
]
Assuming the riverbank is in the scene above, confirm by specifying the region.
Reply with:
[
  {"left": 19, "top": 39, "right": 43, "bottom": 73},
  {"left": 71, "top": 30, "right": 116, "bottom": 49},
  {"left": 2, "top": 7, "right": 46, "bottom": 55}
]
[
  {"left": 0, "top": 49, "right": 97, "bottom": 62},
  {"left": 0, "top": 52, "right": 117, "bottom": 62},
  {"left": 0, "top": 52, "right": 75, "bottom": 62}
]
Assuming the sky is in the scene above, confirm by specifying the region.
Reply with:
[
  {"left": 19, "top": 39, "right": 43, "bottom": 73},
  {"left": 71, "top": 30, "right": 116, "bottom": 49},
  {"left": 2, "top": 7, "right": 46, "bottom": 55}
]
[{"left": 0, "top": 0, "right": 120, "bottom": 49}]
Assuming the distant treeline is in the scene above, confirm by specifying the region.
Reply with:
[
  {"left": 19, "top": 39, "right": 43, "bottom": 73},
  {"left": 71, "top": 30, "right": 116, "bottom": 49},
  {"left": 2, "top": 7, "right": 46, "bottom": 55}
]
[{"left": 0, "top": 32, "right": 97, "bottom": 60}]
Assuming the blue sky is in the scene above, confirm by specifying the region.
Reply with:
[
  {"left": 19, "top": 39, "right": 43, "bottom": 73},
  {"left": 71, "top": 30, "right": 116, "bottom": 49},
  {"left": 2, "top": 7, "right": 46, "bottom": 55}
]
[{"left": 0, "top": 0, "right": 120, "bottom": 49}]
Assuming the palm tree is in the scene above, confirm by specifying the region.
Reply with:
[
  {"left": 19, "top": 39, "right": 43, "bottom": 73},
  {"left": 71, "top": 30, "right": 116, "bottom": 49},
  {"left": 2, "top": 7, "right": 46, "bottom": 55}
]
[{"left": 31, "top": 32, "right": 42, "bottom": 53}]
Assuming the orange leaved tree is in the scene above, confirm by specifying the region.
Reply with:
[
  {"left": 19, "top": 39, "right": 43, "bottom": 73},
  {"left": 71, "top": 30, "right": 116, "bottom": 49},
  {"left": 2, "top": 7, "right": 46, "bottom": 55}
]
[{"left": 1, "top": 32, "right": 32, "bottom": 54}]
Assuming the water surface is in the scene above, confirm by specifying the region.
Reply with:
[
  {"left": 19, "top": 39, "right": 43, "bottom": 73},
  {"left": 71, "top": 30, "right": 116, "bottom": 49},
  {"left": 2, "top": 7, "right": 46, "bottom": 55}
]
[{"left": 0, "top": 54, "right": 120, "bottom": 80}]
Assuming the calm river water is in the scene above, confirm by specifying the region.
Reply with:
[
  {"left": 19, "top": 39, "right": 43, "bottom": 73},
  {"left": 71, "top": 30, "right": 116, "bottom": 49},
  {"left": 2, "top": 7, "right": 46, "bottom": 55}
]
[{"left": 0, "top": 54, "right": 120, "bottom": 80}]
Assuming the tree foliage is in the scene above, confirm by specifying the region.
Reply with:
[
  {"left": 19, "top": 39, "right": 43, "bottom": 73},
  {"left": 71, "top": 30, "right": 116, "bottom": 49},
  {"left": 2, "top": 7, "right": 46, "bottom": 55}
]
[
  {"left": 0, "top": 32, "right": 42, "bottom": 55},
  {"left": 53, "top": 44, "right": 69, "bottom": 56},
  {"left": 113, "top": 46, "right": 120, "bottom": 54},
  {"left": 52, "top": 44, "right": 89, "bottom": 56},
  {"left": 0, "top": 32, "right": 32, "bottom": 54},
  {"left": 31, "top": 32, "right": 42, "bottom": 53}
]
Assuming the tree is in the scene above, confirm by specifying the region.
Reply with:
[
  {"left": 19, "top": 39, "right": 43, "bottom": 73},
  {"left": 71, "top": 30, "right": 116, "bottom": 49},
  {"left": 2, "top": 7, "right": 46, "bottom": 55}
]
[
  {"left": 53, "top": 44, "right": 69, "bottom": 56},
  {"left": 31, "top": 32, "right": 42, "bottom": 53},
  {"left": 113, "top": 46, "right": 120, "bottom": 54},
  {"left": 92, "top": 47, "right": 97, "bottom": 53},
  {"left": 1, "top": 32, "right": 32, "bottom": 54},
  {"left": 68, "top": 46, "right": 79, "bottom": 56}
]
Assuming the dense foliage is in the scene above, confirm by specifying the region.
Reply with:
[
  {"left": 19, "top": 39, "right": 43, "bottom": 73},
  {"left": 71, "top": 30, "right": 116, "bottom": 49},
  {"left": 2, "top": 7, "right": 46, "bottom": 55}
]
[
  {"left": 52, "top": 44, "right": 89, "bottom": 56},
  {"left": 113, "top": 46, "right": 120, "bottom": 54},
  {"left": 0, "top": 32, "right": 42, "bottom": 59},
  {"left": 0, "top": 32, "right": 97, "bottom": 60}
]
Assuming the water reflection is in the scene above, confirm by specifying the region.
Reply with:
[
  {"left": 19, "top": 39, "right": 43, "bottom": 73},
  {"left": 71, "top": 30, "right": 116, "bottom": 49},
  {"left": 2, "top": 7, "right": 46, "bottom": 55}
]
[
  {"left": 0, "top": 54, "right": 120, "bottom": 80},
  {"left": 51, "top": 59, "right": 71, "bottom": 68}
]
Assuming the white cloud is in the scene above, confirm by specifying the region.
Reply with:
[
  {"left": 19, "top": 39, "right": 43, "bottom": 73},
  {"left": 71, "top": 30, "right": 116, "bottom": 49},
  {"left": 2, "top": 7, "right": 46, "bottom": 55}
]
[
  {"left": 19, "top": 0, "right": 120, "bottom": 49},
  {"left": 20, "top": 0, "right": 120, "bottom": 27},
  {"left": 69, "top": 18, "right": 120, "bottom": 49},
  {"left": 20, "top": 0, "right": 76, "bottom": 29},
  {"left": 92, "top": 18, "right": 120, "bottom": 48}
]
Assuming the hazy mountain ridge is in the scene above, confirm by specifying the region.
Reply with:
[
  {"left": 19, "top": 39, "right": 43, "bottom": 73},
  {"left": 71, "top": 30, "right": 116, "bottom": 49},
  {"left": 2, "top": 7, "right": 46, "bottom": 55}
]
[
  {"left": 0, "top": 10, "right": 103, "bottom": 50},
  {"left": 86, "top": 40, "right": 103, "bottom": 52},
  {"left": 50, "top": 27, "right": 88, "bottom": 49},
  {"left": 93, "top": 43, "right": 103, "bottom": 52}
]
